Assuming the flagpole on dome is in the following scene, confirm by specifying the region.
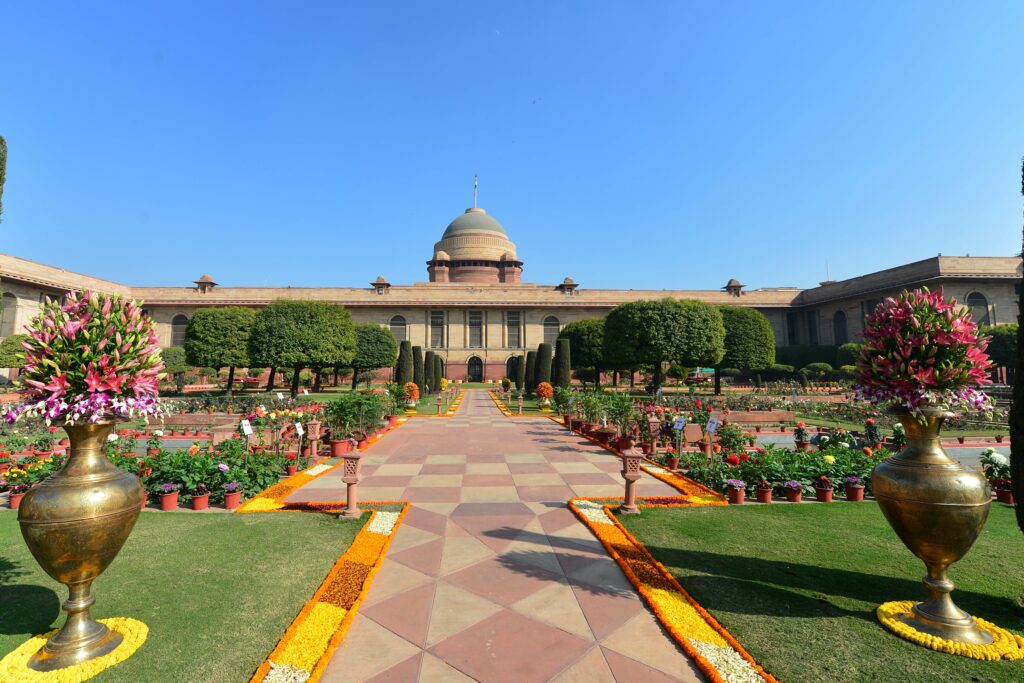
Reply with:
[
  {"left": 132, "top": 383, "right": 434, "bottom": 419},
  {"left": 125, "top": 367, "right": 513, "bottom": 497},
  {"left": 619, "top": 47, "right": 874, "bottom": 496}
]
[{"left": 473, "top": 174, "right": 478, "bottom": 208}]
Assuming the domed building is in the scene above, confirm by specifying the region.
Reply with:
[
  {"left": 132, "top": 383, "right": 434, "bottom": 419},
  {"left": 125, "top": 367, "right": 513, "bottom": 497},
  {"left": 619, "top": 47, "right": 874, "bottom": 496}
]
[{"left": 427, "top": 207, "right": 523, "bottom": 283}]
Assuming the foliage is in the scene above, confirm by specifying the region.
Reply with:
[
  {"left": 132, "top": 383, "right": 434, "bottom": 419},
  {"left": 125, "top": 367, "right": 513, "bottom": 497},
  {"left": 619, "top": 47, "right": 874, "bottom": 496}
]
[
  {"left": 605, "top": 392, "right": 636, "bottom": 434},
  {"left": 351, "top": 323, "right": 398, "bottom": 382},
  {"left": 855, "top": 288, "right": 993, "bottom": 411},
  {"left": 554, "top": 338, "right": 571, "bottom": 388},
  {"left": 715, "top": 422, "right": 746, "bottom": 454},
  {"left": 248, "top": 301, "right": 357, "bottom": 396},
  {"left": 535, "top": 381, "right": 553, "bottom": 400},
  {"left": 836, "top": 342, "right": 863, "bottom": 367},
  {"left": 719, "top": 306, "right": 775, "bottom": 370},
  {"left": 801, "top": 362, "right": 833, "bottom": 377},
  {"left": 403, "top": 381, "right": 420, "bottom": 400},
  {"left": 524, "top": 351, "right": 537, "bottom": 393},
  {"left": 558, "top": 318, "right": 605, "bottom": 376},
  {"left": 432, "top": 354, "right": 443, "bottom": 395},
  {"left": 412, "top": 345, "right": 424, "bottom": 393},
  {"left": 0, "top": 334, "right": 28, "bottom": 368},
  {"left": 535, "top": 343, "right": 553, "bottom": 386},
  {"left": 324, "top": 392, "right": 387, "bottom": 438},
  {"left": 4, "top": 290, "right": 164, "bottom": 425},
  {"left": 981, "top": 324, "right": 1017, "bottom": 368},
  {"left": 552, "top": 386, "right": 572, "bottom": 414},
  {"left": 515, "top": 354, "right": 526, "bottom": 391},
  {"left": 395, "top": 340, "right": 413, "bottom": 385},
  {"left": 184, "top": 307, "right": 257, "bottom": 371},
  {"left": 979, "top": 448, "right": 1010, "bottom": 485},
  {"left": 423, "top": 350, "right": 435, "bottom": 391}
]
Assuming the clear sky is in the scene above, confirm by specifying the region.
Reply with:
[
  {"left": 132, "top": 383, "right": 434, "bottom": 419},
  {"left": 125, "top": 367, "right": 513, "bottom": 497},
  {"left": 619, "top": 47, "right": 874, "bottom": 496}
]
[{"left": 1, "top": 2, "right": 1022, "bottom": 291}]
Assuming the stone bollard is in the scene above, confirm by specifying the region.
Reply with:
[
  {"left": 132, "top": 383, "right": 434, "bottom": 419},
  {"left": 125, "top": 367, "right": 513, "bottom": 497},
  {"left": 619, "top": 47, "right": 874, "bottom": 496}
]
[
  {"left": 647, "top": 415, "right": 660, "bottom": 455},
  {"left": 619, "top": 448, "right": 643, "bottom": 515},
  {"left": 517, "top": 394, "right": 524, "bottom": 415},
  {"left": 437, "top": 393, "right": 443, "bottom": 415},
  {"left": 340, "top": 451, "right": 363, "bottom": 518},
  {"left": 308, "top": 419, "right": 321, "bottom": 457}
]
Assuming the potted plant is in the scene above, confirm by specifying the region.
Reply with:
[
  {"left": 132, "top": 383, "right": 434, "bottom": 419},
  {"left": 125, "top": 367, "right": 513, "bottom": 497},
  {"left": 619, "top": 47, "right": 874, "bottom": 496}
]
[
  {"left": 812, "top": 475, "right": 833, "bottom": 502},
  {"left": 995, "top": 434, "right": 1005, "bottom": 443},
  {"left": 403, "top": 382, "right": 420, "bottom": 412},
  {"left": 979, "top": 449, "right": 1012, "bottom": 504},
  {"left": 223, "top": 481, "right": 242, "bottom": 510},
  {"left": 33, "top": 433, "right": 56, "bottom": 458},
  {"left": 536, "top": 382, "right": 554, "bottom": 410},
  {"left": 663, "top": 446, "right": 680, "bottom": 471},
  {"left": 146, "top": 430, "right": 163, "bottom": 457},
  {"left": 783, "top": 480, "right": 803, "bottom": 503},
  {"left": 726, "top": 478, "right": 746, "bottom": 505},
  {"left": 864, "top": 418, "right": 882, "bottom": 449},
  {"left": 4, "top": 467, "right": 31, "bottom": 509},
  {"left": 285, "top": 452, "right": 299, "bottom": 477},
  {"left": 755, "top": 480, "right": 773, "bottom": 504},
  {"left": 844, "top": 475, "right": 865, "bottom": 502},
  {"left": 793, "top": 422, "right": 809, "bottom": 451},
  {"left": 158, "top": 483, "right": 180, "bottom": 511},
  {"left": 190, "top": 484, "right": 211, "bottom": 510}
]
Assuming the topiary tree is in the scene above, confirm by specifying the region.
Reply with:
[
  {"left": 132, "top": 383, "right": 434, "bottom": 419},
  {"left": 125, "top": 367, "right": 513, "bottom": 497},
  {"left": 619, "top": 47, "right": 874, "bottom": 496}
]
[
  {"left": 395, "top": 340, "right": 413, "bottom": 385},
  {"left": 535, "top": 343, "right": 553, "bottom": 387},
  {"left": 715, "top": 306, "right": 775, "bottom": 394},
  {"left": 412, "top": 346, "right": 425, "bottom": 394},
  {"left": 161, "top": 345, "right": 190, "bottom": 392},
  {"left": 604, "top": 299, "right": 724, "bottom": 391},
  {"left": 0, "top": 333, "right": 28, "bottom": 368},
  {"left": 554, "top": 338, "right": 571, "bottom": 388},
  {"left": 184, "top": 307, "right": 258, "bottom": 396},
  {"left": 982, "top": 324, "right": 1017, "bottom": 368},
  {"left": 558, "top": 319, "right": 604, "bottom": 388},
  {"left": 424, "top": 350, "right": 436, "bottom": 392},
  {"left": 352, "top": 323, "right": 399, "bottom": 388},
  {"left": 515, "top": 354, "right": 526, "bottom": 391},
  {"left": 1012, "top": 157, "right": 1024, "bottom": 533},
  {"left": 248, "top": 300, "right": 357, "bottom": 398},
  {"left": 836, "top": 342, "right": 863, "bottom": 367},
  {"left": 432, "top": 354, "right": 443, "bottom": 393},
  {"left": 524, "top": 351, "right": 537, "bottom": 394}
]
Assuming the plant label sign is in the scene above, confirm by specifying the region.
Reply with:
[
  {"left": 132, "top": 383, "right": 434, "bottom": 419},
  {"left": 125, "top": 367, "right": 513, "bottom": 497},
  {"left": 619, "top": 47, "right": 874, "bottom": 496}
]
[
  {"left": 303, "top": 389, "right": 309, "bottom": 395},
  {"left": 276, "top": 392, "right": 285, "bottom": 400},
  {"left": 240, "top": 419, "right": 253, "bottom": 436},
  {"left": 673, "top": 416, "right": 686, "bottom": 431},
  {"left": 294, "top": 422, "right": 304, "bottom": 437},
  {"left": 705, "top": 417, "right": 720, "bottom": 434}
]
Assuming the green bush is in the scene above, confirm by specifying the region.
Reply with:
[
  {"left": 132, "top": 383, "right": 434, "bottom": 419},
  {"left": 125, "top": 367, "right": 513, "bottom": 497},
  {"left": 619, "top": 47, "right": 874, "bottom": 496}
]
[
  {"left": 775, "top": 345, "right": 839, "bottom": 368},
  {"left": 801, "top": 362, "right": 833, "bottom": 377},
  {"left": 836, "top": 342, "right": 862, "bottom": 367}
]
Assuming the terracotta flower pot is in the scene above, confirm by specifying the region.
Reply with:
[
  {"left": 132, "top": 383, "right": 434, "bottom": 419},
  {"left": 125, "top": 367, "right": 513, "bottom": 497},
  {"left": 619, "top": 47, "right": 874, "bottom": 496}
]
[
  {"left": 639, "top": 443, "right": 652, "bottom": 454},
  {"left": 160, "top": 491, "right": 179, "bottom": 511},
  {"left": 0, "top": 463, "right": 9, "bottom": 474},
  {"left": 146, "top": 447, "right": 159, "bottom": 457},
  {"left": 756, "top": 488, "right": 772, "bottom": 504},
  {"left": 224, "top": 491, "right": 242, "bottom": 510},
  {"left": 784, "top": 488, "right": 802, "bottom": 503},
  {"left": 996, "top": 488, "right": 1015, "bottom": 505},
  {"left": 995, "top": 436, "right": 1004, "bottom": 443},
  {"left": 616, "top": 436, "right": 636, "bottom": 451},
  {"left": 191, "top": 493, "right": 210, "bottom": 511},
  {"left": 755, "top": 426, "right": 762, "bottom": 433},
  {"left": 845, "top": 484, "right": 865, "bottom": 502},
  {"left": 286, "top": 464, "right": 298, "bottom": 476},
  {"left": 330, "top": 439, "right": 351, "bottom": 456},
  {"left": 356, "top": 439, "right": 368, "bottom": 450},
  {"left": 795, "top": 440, "right": 809, "bottom": 452},
  {"left": 815, "top": 487, "right": 833, "bottom": 503},
  {"left": 665, "top": 456, "right": 680, "bottom": 471},
  {"left": 388, "top": 415, "right": 399, "bottom": 426},
  {"left": 9, "top": 492, "right": 25, "bottom": 510},
  {"left": 728, "top": 488, "right": 745, "bottom": 505},
  {"left": 957, "top": 436, "right": 965, "bottom": 444}
]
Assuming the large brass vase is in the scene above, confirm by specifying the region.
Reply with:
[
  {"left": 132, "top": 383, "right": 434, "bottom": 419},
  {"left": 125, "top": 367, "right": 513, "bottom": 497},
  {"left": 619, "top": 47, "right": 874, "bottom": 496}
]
[
  {"left": 872, "top": 406, "right": 992, "bottom": 644},
  {"left": 17, "top": 421, "right": 143, "bottom": 671}
]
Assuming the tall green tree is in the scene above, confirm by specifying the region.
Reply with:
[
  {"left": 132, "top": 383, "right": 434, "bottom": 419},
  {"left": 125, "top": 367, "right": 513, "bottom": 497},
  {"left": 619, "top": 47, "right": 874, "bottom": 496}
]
[
  {"left": 432, "top": 354, "right": 443, "bottom": 393},
  {"left": 1012, "top": 158, "right": 1024, "bottom": 532},
  {"left": 424, "top": 350, "right": 436, "bottom": 392},
  {"left": 524, "top": 351, "right": 537, "bottom": 394},
  {"left": 535, "top": 343, "right": 553, "bottom": 386},
  {"left": 715, "top": 305, "right": 776, "bottom": 394},
  {"left": 0, "top": 136, "right": 6, "bottom": 223},
  {"left": 184, "top": 307, "right": 258, "bottom": 396},
  {"left": 982, "top": 324, "right": 1017, "bottom": 368},
  {"left": 515, "top": 354, "right": 526, "bottom": 391},
  {"left": 395, "top": 340, "right": 413, "bottom": 385},
  {"left": 412, "top": 346, "right": 425, "bottom": 393},
  {"left": 603, "top": 299, "right": 724, "bottom": 391},
  {"left": 248, "top": 300, "right": 357, "bottom": 398},
  {"left": 351, "top": 323, "right": 399, "bottom": 388},
  {"left": 558, "top": 319, "right": 604, "bottom": 387},
  {"left": 554, "top": 338, "right": 572, "bottom": 388}
]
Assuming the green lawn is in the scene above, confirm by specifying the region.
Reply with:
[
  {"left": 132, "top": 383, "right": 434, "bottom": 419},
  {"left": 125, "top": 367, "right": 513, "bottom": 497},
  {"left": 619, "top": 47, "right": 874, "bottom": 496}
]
[
  {"left": 794, "top": 413, "right": 1006, "bottom": 438},
  {"left": 619, "top": 502, "right": 1024, "bottom": 682},
  {"left": 0, "top": 510, "right": 363, "bottom": 681}
]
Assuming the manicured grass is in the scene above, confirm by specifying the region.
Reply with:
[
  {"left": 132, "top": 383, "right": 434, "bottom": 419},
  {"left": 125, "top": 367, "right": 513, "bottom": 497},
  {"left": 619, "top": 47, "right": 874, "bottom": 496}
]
[
  {"left": 619, "top": 502, "right": 1024, "bottom": 682},
  {"left": 794, "top": 413, "right": 1005, "bottom": 438},
  {"left": 0, "top": 510, "right": 364, "bottom": 681}
]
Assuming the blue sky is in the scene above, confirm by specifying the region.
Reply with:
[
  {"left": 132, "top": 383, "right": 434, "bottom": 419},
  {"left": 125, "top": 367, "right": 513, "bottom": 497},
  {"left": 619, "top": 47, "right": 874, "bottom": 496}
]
[{"left": 1, "top": 2, "right": 1022, "bottom": 291}]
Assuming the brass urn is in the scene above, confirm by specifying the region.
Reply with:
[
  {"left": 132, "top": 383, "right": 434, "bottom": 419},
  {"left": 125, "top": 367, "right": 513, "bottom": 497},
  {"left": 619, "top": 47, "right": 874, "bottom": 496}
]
[
  {"left": 872, "top": 405, "right": 992, "bottom": 644},
  {"left": 18, "top": 421, "right": 143, "bottom": 671}
]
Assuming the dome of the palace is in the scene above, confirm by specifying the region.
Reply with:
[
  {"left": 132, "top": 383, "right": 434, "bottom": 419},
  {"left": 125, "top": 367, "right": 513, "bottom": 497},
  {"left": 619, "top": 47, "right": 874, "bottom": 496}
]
[{"left": 441, "top": 207, "right": 508, "bottom": 239}]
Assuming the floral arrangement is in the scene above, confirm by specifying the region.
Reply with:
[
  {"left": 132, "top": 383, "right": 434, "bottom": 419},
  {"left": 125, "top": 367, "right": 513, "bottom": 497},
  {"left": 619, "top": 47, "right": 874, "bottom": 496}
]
[
  {"left": 855, "top": 288, "right": 993, "bottom": 412},
  {"left": 224, "top": 481, "right": 242, "bottom": 493},
  {"left": 864, "top": 418, "right": 881, "bottom": 445},
  {"left": 890, "top": 423, "right": 907, "bottom": 449},
  {"left": 844, "top": 475, "right": 864, "bottom": 488},
  {"left": 535, "top": 382, "right": 554, "bottom": 399},
  {"left": 815, "top": 475, "right": 832, "bottom": 490},
  {"left": 979, "top": 448, "right": 1010, "bottom": 485},
  {"left": 793, "top": 422, "right": 808, "bottom": 442},
  {"left": 4, "top": 290, "right": 165, "bottom": 425},
  {"left": 403, "top": 382, "right": 420, "bottom": 401},
  {"left": 783, "top": 480, "right": 801, "bottom": 490},
  {"left": 725, "top": 478, "right": 746, "bottom": 490}
]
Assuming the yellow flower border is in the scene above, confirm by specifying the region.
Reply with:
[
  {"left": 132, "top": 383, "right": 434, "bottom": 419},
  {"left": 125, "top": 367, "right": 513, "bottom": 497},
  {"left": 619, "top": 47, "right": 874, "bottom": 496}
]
[
  {"left": 877, "top": 601, "right": 1024, "bottom": 661},
  {"left": 0, "top": 618, "right": 149, "bottom": 683}
]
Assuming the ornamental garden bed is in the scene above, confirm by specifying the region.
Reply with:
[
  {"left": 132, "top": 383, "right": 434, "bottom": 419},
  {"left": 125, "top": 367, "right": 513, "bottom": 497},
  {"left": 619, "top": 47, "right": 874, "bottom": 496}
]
[
  {"left": 617, "top": 503, "right": 1024, "bottom": 682},
  {"left": 0, "top": 510, "right": 364, "bottom": 682}
]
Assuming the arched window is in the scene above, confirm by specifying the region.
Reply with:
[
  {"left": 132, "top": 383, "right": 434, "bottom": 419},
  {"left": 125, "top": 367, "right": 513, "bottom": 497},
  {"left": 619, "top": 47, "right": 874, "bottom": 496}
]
[
  {"left": 389, "top": 315, "right": 407, "bottom": 342},
  {"left": 543, "top": 316, "right": 560, "bottom": 346},
  {"left": 966, "top": 292, "right": 990, "bottom": 326},
  {"left": 1, "top": 293, "right": 17, "bottom": 337},
  {"left": 832, "top": 311, "right": 848, "bottom": 345},
  {"left": 171, "top": 314, "right": 189, "bottom": 346}
]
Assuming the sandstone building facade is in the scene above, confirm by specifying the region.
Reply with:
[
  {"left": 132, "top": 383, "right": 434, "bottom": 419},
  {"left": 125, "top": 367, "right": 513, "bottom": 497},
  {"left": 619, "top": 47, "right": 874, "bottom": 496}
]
[{"left": 1, "top": 206, "right": 1020, "bottom": 381}]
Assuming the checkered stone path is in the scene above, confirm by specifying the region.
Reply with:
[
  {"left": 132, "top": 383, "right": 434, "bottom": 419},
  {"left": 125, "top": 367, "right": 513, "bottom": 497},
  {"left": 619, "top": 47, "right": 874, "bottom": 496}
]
[{"left": 287, "top": 390, "right": 704, "bottom": 683}]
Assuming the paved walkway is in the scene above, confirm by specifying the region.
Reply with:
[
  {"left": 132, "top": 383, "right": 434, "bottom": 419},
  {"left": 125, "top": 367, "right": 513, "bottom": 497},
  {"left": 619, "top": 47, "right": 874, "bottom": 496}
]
[{"left": 287, "top": 390, "right": 703, "bottom": 683}]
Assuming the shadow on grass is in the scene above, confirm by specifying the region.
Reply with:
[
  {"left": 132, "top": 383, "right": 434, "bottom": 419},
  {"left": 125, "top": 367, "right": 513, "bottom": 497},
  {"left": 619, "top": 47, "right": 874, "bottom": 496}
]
[{"left": 0, "top": 559, "right": 61, "bottom": 636}]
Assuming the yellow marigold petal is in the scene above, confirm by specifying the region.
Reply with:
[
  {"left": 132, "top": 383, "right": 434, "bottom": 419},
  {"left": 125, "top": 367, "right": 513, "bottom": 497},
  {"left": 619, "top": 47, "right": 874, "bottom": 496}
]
[
  {"left": 275, "top": 602, "right": 347, "bottom": 672},
  {"left": 0, "top": 618, "right": 148, "bottom": 682},
  {"left": 238, "top": 497, "right": 285, "bottom": 513},
  {"left": 877, "top": 601, "right": 1024, "bottom": 660},
  {"left": 646, "top": 587, "right": 728, "bottom": 646}
]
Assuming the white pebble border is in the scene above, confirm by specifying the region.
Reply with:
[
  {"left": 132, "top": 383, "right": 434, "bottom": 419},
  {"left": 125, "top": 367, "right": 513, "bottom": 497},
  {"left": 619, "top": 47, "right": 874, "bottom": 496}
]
[
  {"left": 367, "top": 511, "right": 401, "bottom": 536},
  {"left": 573, "top": 500, "right": 614, "bottom": 525},
  {"left": 264, "top": 661, "right": 311, "bottom": 683},
  {"left": 303, "top": 464, "right": 332, "bottom": 477},
  {"left": 688, "top": 638, "right": 763, "bottom": 683}
]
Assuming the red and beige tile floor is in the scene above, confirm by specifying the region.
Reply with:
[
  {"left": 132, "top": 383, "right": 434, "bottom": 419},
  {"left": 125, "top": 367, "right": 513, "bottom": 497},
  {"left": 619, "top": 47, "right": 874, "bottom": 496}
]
[{"left": 285, "top": 391, "right": 704, "bottom": 682}]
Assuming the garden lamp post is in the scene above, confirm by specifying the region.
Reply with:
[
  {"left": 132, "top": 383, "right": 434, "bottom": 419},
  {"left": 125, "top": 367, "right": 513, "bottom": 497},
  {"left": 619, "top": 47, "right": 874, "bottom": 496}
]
[
  {"left": 307, "top": 418, "right": 321, "bottom": 458},
  {"left": 620, "top": 446, "right": 643, "bottom": 515},
  {"left": 648, "top": 414, "right": 660, "bottom": 455},
  {"left": 436, "top": 394, "right": 443, "bottom": 415},
  {"left": 340, "top": 451, "right": 363, "bottom": 518},
  {"left": 517, "top": 394, "right": 524, "bottom": 415}
]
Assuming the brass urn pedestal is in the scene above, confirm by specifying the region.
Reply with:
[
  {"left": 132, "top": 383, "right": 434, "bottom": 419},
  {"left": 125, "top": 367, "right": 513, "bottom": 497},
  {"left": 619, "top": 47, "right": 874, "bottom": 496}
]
[
  {"left": 872, "top": 406, "right": 992, "bottom": 645},
  {"left": 17, "top": 421, "right": 143, "bottom": 671}
]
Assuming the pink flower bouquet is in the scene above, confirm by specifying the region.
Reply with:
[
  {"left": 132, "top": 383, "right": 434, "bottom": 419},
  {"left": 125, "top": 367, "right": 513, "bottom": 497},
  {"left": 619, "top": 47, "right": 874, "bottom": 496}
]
[
  {"left": 854, "top": 288, "right": 992, "bottom": 413},
  {"left": 4, "top": 290, "right": 165, "bottom": 425}
]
